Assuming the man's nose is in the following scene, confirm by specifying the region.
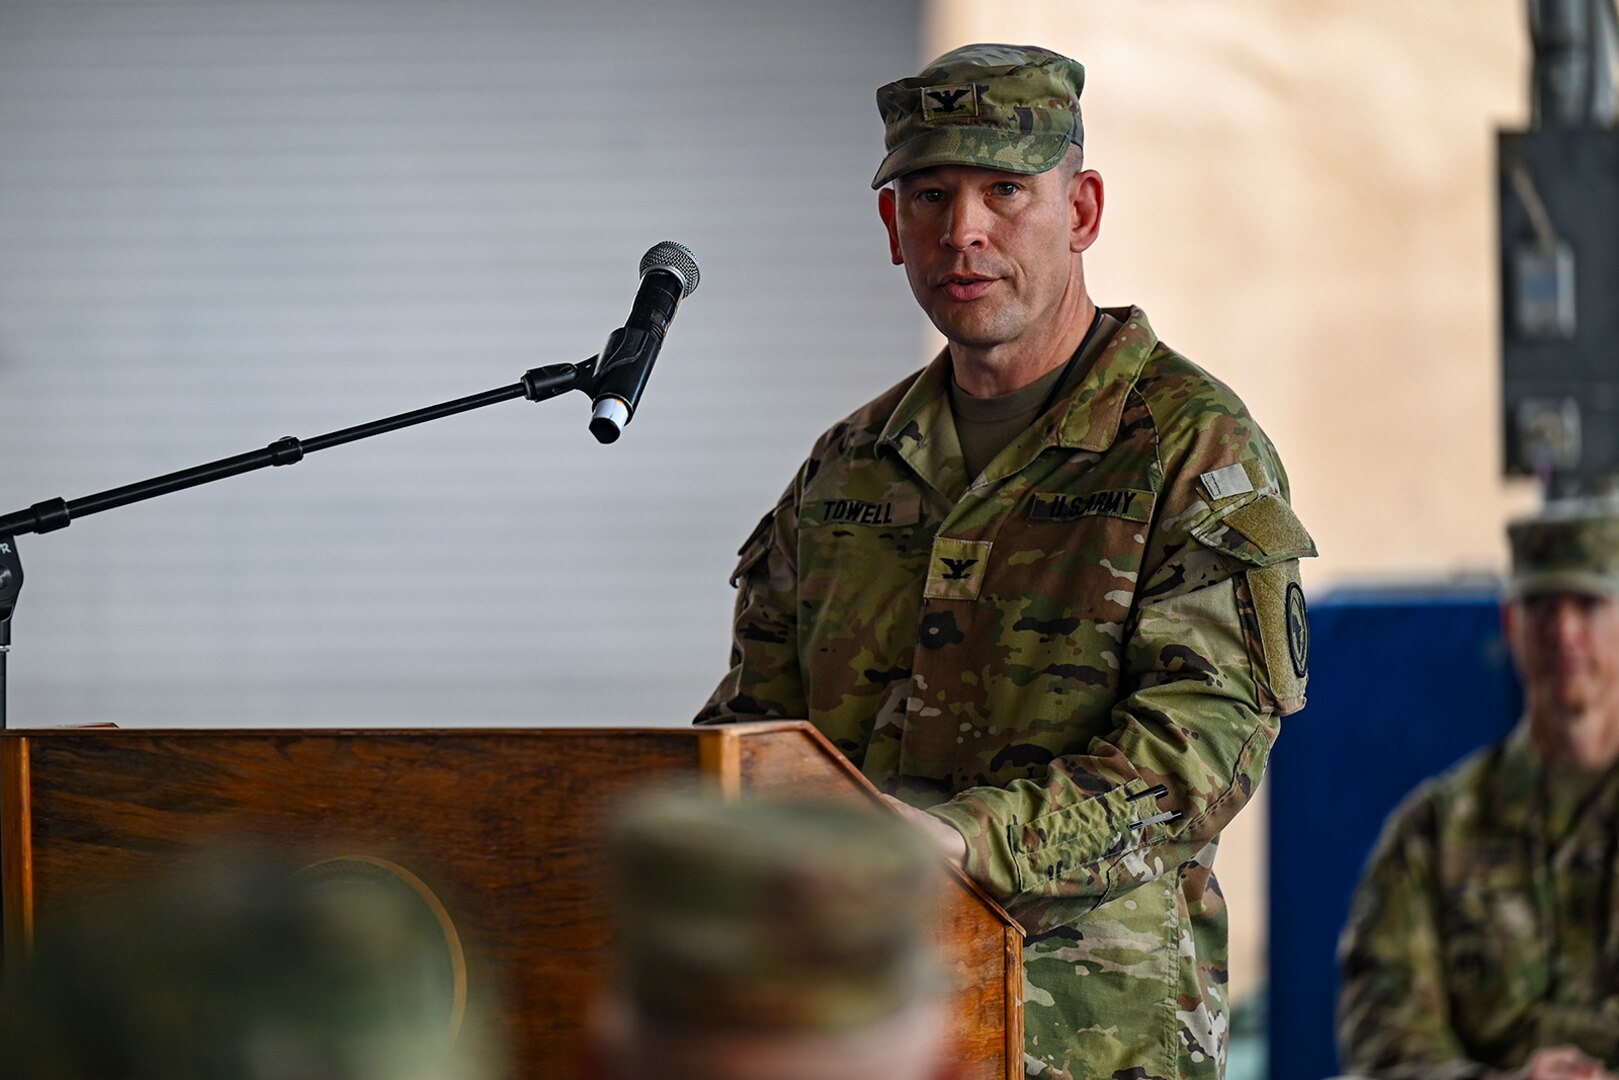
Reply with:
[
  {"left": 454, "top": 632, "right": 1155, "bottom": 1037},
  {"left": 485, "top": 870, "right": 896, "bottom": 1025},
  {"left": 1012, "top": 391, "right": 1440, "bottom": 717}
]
[
  {"left": 1549, "top": 598, "right": 1589, "bottom": 646},
  {"left": 943, "top": 196, "right": 989, "bottom": 250}
]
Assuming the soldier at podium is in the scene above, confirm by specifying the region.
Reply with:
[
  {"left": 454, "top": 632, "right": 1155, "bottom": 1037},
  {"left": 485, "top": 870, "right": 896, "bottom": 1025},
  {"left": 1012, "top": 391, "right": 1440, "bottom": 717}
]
[
  {"left": 582, "top": 792, "right": 957, "bottom": 1080},
  {"left": 698, "top": 42, "right": 1315, "bottom": 1080}
]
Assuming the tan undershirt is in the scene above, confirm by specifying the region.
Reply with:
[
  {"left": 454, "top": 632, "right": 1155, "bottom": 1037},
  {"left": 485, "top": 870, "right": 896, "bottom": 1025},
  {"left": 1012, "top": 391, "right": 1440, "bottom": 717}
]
[{"left": 949, "top": 311, "right": 1121, "bottom": 481}]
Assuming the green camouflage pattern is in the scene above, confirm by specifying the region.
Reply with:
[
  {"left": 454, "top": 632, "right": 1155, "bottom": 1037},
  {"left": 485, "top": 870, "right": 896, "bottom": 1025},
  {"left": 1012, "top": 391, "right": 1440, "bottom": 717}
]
[
  {"left": 0, "top": 855, "right": 497, "bottom": 1080},
  {"left": 609, "top": 792, "right": 941, "bottom": 1034},
  {"left": 1507, "top": 498, "right": 1619, "bottom": 599},
  {"left": 1337, "top": 724, "right": 1619, "bottom": 1077},
  {"left": 698, "top": 307, "right": 1315, "bottom": 1079},
  {"left": 872, "top": 43, "right": 1085, "bottom": 189}
]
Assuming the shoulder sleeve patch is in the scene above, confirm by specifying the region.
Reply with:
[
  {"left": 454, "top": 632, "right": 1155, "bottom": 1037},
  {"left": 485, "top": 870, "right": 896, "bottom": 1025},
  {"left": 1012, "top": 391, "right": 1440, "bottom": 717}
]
[
  {"left": 1191, "top": 494, "right": 1317, "bottom": 567},
  {"left": 730, "top": 511, "right": 774, "bottom": 587},
  {"left": 1243, "top": 562, "right": 1309, "bottom": 714},
  {"left": 1200, "top": 462, "right": 1254, "bottom": 501},
  {"left": 730, "top": 490, "right": 795, "bottom": 586}
]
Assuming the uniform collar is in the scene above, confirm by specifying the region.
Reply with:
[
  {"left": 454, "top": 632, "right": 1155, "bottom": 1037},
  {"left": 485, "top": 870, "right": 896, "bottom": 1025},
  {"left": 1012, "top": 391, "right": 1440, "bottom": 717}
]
[
  {"left": 1494, "top": 721, "right": 1542, "bottom": 825},
  {"left": 1052, "top": 306, "right": 1157, "bottom": 452},
  {"left": 877, "top": 306, "right": 1158, "bottom": 499},
  {"left": 875, "top": 350, "right": 965, "bottom": 502}
]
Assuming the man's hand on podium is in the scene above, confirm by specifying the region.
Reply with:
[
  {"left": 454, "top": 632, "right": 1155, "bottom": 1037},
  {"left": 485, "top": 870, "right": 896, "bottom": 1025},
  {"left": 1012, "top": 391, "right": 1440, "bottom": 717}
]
[{"left": 881, "top": 794, "right": 968, "bottom": 869}]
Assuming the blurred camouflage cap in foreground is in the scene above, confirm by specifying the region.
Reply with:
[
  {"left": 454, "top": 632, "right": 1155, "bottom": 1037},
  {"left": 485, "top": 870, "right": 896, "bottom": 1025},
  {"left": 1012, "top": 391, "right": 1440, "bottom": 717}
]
[
  {"left": 872, "top": 43, "right": 1085, "bottom": 189},
  {"left": 0, "top": 854, "right": 494, "bottom": 1080},
  {"left": 1507, "top": 498, "right": 1619, "bottom": 598},
  {"left": 609, "top": 792, "right": 941, "bottom": 1034}
]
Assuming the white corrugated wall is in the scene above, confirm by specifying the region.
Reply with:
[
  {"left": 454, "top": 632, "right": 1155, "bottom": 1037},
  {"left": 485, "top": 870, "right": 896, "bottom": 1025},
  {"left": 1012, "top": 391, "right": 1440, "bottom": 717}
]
[{"left": 0, "top": 0, "right": 926, "bottom": 727}]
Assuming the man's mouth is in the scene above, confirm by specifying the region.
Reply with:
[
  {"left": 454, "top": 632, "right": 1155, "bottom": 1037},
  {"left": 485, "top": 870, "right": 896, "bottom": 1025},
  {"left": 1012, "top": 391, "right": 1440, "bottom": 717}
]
[{"left": 941, "top": 274, "right": 995, "bottom": 302}]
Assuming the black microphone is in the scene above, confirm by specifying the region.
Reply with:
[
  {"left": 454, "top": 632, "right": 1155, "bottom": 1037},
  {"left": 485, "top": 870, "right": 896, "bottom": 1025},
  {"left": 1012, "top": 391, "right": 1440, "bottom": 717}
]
[{"left": 589, "top": 241, "right": 700, "bottom": 443}]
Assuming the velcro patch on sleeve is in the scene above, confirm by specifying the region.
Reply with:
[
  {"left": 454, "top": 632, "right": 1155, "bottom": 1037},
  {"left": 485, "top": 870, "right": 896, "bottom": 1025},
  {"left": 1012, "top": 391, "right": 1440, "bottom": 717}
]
[
  {"left": 729, "top": 488, "right": 797, "bottom": 586},
  {"left": 1246, "top": 562, "right": 1308, "bottom": 714},
  {"left": 1223, "top": 497, "right": 1317, "bottom": 561},
  {"left": 1191, "top": 495, "right": 1317, "bottom": 567},
  {"left": 730, "top": 508, "right": 778, "bottom": 586}
]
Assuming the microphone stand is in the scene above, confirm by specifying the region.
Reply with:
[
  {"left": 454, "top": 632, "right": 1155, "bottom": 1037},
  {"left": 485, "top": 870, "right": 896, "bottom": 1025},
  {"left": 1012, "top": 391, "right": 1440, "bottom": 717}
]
[
  {"left": 0, "top": 537, "right": 18, "bottom": 732},
  {"left": 0, "top": 356, "right": 599, "bottom": 730}
]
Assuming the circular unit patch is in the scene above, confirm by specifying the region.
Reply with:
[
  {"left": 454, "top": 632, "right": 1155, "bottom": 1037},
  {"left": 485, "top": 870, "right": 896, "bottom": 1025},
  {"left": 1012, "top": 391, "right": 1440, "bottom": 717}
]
[{"left": 1285, "top": 581, "right": 1309, "bottom": 679}]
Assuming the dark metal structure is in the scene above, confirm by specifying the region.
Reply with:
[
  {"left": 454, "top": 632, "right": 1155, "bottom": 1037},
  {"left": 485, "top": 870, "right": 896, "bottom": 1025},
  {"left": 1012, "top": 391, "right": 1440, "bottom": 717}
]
[{"left": 1500, "top": 0, "right": 1619, "bottom": 494}]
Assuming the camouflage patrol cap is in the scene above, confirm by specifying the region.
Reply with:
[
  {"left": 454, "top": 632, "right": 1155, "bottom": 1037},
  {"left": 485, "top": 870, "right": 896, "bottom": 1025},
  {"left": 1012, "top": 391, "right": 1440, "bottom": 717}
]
[
  {"left": 872, "top": 43, "right": 1085, "bottom": 189},
  {"left": 1507, "top": 499, "right": 1619, "bottom": 598},
  {"left": 608, "top": 792, "right": 941, "bottom": 1034},
  {"left": 0, "top": 855, "right": 496, "bottom": 1080}
]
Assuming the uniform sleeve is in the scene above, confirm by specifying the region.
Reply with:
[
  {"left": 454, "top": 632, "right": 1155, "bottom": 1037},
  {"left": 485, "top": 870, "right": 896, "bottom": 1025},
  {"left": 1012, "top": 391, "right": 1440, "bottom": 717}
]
[
  {"left": 1336, "top": 794, "right": 1491, "bottom": 1080},
  {"left": 926, "top": 396, "right": 1316, "bottom": 926},
  {"left": 694, "top": 479, "right": 807, "bottom": 724}
]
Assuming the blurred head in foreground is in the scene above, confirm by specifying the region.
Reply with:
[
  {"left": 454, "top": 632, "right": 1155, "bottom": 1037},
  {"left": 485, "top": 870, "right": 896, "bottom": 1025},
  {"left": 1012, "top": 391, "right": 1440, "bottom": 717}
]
[
  {"left": 1505, "top": 498, "right": 1619, "bottom": 769},
  {"left": 0, "top": 854, "right": 496, "bottom": 1080},
  {"left": 589, "top": 792, "right": 950, "bottom": 1080}
]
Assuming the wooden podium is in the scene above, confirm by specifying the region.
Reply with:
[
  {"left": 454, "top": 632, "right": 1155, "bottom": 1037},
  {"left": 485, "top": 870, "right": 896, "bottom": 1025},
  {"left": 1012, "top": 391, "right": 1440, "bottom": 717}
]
[{"left": 1, "top": 722, "right": 1023, "bottom": 1079}]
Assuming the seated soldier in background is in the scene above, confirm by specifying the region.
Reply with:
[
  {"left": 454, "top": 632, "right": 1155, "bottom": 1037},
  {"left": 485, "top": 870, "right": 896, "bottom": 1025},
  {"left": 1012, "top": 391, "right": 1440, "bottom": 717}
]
[
  {"left": 583, "top": 791, "right": 956, "bottom": 1080},
  {"left": 1337, "top": 501, "right": 1619, "bottom": 1080}
]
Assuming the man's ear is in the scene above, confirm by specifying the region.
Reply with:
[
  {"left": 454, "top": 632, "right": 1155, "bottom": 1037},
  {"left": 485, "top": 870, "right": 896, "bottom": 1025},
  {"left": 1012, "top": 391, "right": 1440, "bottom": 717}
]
[
  {"left": 877, "top": 187, "right": 903, "bottom": 265},
  {"left": 1069, "top": 169, "right": 1104, "bottom": 254}
]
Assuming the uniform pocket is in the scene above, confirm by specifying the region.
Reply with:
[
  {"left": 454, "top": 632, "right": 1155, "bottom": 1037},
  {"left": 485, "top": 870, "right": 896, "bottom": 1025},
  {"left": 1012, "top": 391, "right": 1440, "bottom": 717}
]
[
  {"left": 730, "top": 492, "right": 795, "bottom": 586},
  {"left": 984, "top": 486, "right": 1156, "bottom": 622},
  {"left": 1189, "top": 493, "right": 1316, "bottom": 566},
  {"left": 1439, "top": 850, "right": 1547, "bottom": 1045}
]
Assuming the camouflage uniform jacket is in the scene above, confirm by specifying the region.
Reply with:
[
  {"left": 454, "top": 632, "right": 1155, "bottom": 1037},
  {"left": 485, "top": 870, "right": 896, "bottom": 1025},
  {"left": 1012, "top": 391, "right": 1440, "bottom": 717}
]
[
  {"left": 1338, "top": 724, "right": 1619, "bottom": 1078},
  {"left": 698, "top": 307, "right": 1316, "bottom": 1079}
]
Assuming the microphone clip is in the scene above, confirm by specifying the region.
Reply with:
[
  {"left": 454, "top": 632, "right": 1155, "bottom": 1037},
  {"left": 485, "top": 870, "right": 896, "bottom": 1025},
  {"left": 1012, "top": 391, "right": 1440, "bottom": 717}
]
[{"left": 522, "top": 358, "right": 598, "bottom": 404}]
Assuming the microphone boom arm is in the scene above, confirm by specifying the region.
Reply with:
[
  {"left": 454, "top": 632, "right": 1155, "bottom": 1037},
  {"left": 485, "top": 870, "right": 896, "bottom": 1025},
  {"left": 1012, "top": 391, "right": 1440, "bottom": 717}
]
[
  {"left": 0, "top": 239, "right": 697, "bottom": 731},
  {"left": 0, "top": 355, "right": 599, "bottom": 539}
]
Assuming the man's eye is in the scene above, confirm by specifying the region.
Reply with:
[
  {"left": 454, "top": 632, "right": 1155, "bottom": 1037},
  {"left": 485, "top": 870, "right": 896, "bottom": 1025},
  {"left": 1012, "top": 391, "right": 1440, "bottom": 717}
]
[
  {"left": 1525, "top": 595, "right": 1558, "bottom": 617},
  {"left": 915, "top": 189, "right": 944, "bottom": 203},
  {"left": 991, "top": 182, "right": 1020, "bottom": 196}
]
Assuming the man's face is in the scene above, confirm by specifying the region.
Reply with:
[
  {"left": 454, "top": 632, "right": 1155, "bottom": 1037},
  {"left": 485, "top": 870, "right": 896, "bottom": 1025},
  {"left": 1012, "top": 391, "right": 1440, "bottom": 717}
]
[
  {"left": 1506, "top": 590, "right": 1619, "bottom": 720},
  {"left": 877, "top": 160, "right": 1101, "bottom": 358}
]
